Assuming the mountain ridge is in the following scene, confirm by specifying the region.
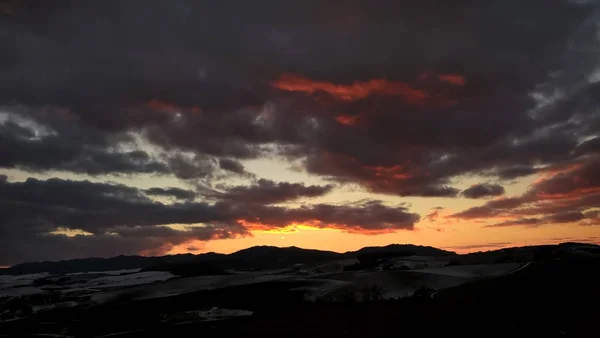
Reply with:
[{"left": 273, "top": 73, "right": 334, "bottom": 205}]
[
  {"left": 3, "top": 242, "right": 598, "bottom": 276},
  {"left": 2, "top": 244, "right": 452, "bottom": 275}
]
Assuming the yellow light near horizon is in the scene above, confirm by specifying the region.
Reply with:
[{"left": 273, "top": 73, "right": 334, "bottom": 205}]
[
  {"left": 238, "top": 220, "right": 347, "bottom": 235},
  {"left": 49, "top": 227, "right": 93, "bottom": 237}
]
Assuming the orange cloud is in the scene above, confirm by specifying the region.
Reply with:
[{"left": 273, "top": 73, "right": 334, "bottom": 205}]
[
  {"left": 271, "top": 74, "right": 428, "bottom": 103},
  {"left": 335, "top": 114, "right": 360, "bottom": 126},
  {"left": 534, "top": 163, "right": 583, "bottom": 183},
  {"left": 536, "top": 187, "right": 600, "bottom": 201},
  {"left": 437, "top": 74, "right": 467, "bottom": 86},
  {"left": 364, "top": 164, "right": 412, "bottom": 180}
]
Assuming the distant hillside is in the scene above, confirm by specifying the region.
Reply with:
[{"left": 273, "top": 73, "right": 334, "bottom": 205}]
[
  {"left": 4, "top": 242, "right": 595, "bottom": 276},
  {"left": 227, "top": 246, "right": 343, "bottom": 269},
  {"left": 450, "top": 242, "right": 600, "bottom": 265},
  {"left": 3, "top": 253, "right": 220, "bottom": 276},
  {"left": 348, "top": 244, "right": 457, "bottom": 259},
  {"left": 146, "top": 246, "right": 344, "bottom": 276},
  {"left": 1, "top": 246, "right": 345, "bottom": 276},
  {"left": 1, "top": 244, "right": 454, "bottom": 276}
]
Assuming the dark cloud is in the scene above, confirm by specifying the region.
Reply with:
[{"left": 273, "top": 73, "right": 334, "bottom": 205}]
[
  {"left": 1, "top": 0, "right": 600, "bottom": 261},
  {"left": 461, "top": 183, "right": 505, "bottom": 199},
  {"left": 0, "top": 225, "right": 238, "bottom": 265},
  {"left": 456, "top": 158, "right": 600, "bottom": 226},
  {"left": 1, "top": 1, "right": 597, "bottom": 193},
  {"left": 0, "top": 177, "right": 419, "bottom": 264},
  {"left": 0, "top": 113, "right": 244, "bottom": 181},
  {"left": 215, "top": 179, "right": 334, "bottom": 205},
  {"left": 0, "top": 178, "right": 228, "bottom": 233},
  {"left": 143, "top": 187, "right": 196, "bottom": 200},
  {"left": 0, "top": 116, "right": 169, "bottom": 175},
  {"left": 546, "top": 211, "right": 586, "bottom": 223},
  {"left": 224, "top": 200, "right": 420, "bottom": 233},
  {"left": 482, "top": 165, "right": 539, "bottom": 180},
  {"left": 575, "top": 137, "right": 600, "bottom": 156},
  {"left": 218, "top": 158, "right": 249, "bottom": 175}
]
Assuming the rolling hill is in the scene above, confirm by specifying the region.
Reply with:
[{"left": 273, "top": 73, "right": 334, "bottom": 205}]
[{"left": 1, "top": 244, "right": 455, "bottom": 275}]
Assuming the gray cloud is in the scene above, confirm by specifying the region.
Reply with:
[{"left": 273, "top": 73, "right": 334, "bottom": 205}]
[
  {"left": 0, "top": 116, "right": 169, "bottom": 175},
  {"left": 143, "top": 187, "right": 196, "bottom": 200},
  {"left": 214, "top": 179, "right": 334, "bottom": 205},
  {"left": 461, "top": 183, "right": 505, "bottom": 199},
  {"left": 458, "top": 159, "right": 600, "bottom": 226},
  {"left": 218, "top": 158, "right": 250, "bottom": 175},
  {"left": 218, "top": 200, "right": 420, "bottom": 233},
  {"left": 0, "top": 113, "right": 246, "bottom": 181}
]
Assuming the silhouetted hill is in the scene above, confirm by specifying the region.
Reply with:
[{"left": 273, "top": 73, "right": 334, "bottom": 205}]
[
  {"left": 3, "top": 253, "right": 224, "bottom": 275},
  {"left": 1, "top": 246, "right": 344, "bottom": 276},
  {"left": 144, "top": 246, "right": 344, "bottom": 276},
  {"left": 3, "top": 242, "right": 597, "bottom": 276},
  {"left": 348, "top": 244, "right": 456, "bottom": 260},
  {"left": 227, "top": 246, "right": 343, "bottom": 270},
  {"left": 452, "top": 241, "right": 600, "bottom": 264}
]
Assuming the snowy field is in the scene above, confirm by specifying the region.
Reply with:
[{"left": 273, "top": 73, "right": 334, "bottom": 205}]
[
  {"left": 302, "top": 261, "right": 526, "bottom": 301},
  {"left": 0, "top": 262, "right": 527, "bottom": 301},
  {"left": 0, "top": 258, "right": 531, "bottom": 324},
  {"left": 0, "top": 270, "right": 176, "bottom": 299},
  {"left": 92, "top": 273, "right": 295, "bottom": 303},
  {"left": 0, "top": 273, "right": 49, "bottom": 288},
  {"left": 411, "top": 262, "right": 522, "bottom": 278}
]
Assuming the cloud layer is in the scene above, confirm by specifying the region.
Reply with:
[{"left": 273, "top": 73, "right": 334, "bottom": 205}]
[
  {"left": 0, "top": 176, "right": 418, "bottom": 264},
  {"left": 1, "top": 0, "right": 600, "bottom": 263}
]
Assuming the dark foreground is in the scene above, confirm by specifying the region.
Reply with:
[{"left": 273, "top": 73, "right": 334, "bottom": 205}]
[{"left": 1, "top": 257, "right": 598, "bottom": 337}]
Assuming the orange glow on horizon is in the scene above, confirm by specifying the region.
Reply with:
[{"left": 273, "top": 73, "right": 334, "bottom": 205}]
[
  {"left": 164, "top": 217, "right": 600, "bottom": 257},
  {"left": 236, "top": 219, "right": 398, "bottom": 236}
]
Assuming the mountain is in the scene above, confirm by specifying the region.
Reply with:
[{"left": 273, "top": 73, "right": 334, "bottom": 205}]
[
  {"left": 349, "top": 243, "right": 456, "bottom": 259},
  {"left": 227, "top": 245, "right": 343, "bottom": 269},
  {"left": 454, "top": 241, "right": 600, "bottom": 264},
  {"left": 146, "top": 246, "right": 344, "bottom": 276},
  {"left": 0, "top": 246, "right": 344, "bottom": 276},
  {"left": 3, "top": 242, "right": 595, "bottom": 276},
  {"left": 1, "top": 244, "right": 454, "bottom": 276},
  {"left": 2, "top": 253, "right": 223, "bottom": 276}
]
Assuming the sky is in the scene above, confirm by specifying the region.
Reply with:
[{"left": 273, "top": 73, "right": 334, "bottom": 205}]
[{"left": 1, "top": 0, "right": 600, "bottom": 266}]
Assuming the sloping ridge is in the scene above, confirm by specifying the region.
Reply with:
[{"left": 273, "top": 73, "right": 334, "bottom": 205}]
[
  {"left": 2, "top": 244, "right": 454, "bottom": 275},
  {"left": 4, "top": 242, "right": 596, "bottom": 276}
]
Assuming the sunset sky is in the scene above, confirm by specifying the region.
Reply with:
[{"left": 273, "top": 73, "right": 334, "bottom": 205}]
[{"left": 1, "top": 0, "right": 600, "bottom": 266}]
